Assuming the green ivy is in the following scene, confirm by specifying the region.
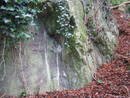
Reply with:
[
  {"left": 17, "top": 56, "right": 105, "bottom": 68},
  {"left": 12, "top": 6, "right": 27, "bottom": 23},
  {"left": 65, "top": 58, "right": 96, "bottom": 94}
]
[
  {"left": 20, "top": 92, "right": 27, "bottom": 97},
  {"left": 0, "top": 0, "right": 41, "bottom": 44},
  {"left": 0, "top": 0, "right": 75, "bottom": 45},
  {"left": 55, "top": 0, "right": 75, "bottom": 38},
  {"left": 40, "top": 0, "right": 75, "bottom": 40}
]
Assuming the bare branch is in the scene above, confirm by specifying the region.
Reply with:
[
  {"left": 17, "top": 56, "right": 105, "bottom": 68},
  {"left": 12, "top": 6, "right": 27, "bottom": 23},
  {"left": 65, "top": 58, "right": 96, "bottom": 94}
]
[
  {"left": 110, "top": 1, "right": 130, "bottom": 10},
  {"left": 0, "top": 93, "right": 6, "bottom": 98}
]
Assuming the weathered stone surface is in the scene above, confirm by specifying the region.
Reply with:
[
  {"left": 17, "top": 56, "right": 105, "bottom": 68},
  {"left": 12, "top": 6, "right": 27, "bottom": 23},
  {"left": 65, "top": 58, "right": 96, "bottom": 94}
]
[
  {"left": 0, "top": 0, "right": 118, "bottom": 96},
  {"left": 91, "top": 0, "right": 118, "bottom": 60}
]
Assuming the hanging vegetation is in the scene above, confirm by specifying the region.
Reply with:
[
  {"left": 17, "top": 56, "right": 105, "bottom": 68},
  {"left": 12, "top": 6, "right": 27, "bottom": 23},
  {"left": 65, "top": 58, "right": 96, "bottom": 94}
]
[
  {"left": 39, "top": 0, "right": 76, "bottom": 39},
  {"left": 0, "top": 0, "right": 41, "bottom": 44}
]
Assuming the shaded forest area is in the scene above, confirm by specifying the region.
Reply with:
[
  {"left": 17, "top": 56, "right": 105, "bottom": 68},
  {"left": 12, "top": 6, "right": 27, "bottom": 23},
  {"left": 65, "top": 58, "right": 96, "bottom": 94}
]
[
  {"left": 0, "top": 0, "right": 130, "bottom": 98},
  {"left": 3, "top": 9, "right": 130, "bottom": 98},
  {"left": 23, "top": 9, "right": 130, "bottom": 98}
]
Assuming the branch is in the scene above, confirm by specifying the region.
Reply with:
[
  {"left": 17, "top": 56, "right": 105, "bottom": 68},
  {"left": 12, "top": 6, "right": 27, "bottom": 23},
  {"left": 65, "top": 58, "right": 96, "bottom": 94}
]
[
  {"left": 110, "top": 1, "right": 130, "bottom": 10},
  {"left": 0, "top": 93, "right": 6, "bottom": 98}
]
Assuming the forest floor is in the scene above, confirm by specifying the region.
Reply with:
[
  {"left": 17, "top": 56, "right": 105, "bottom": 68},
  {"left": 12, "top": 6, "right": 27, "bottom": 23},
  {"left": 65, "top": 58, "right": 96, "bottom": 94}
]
[{"left": 3, "top": 10, "right": 130, "bottom": 98}]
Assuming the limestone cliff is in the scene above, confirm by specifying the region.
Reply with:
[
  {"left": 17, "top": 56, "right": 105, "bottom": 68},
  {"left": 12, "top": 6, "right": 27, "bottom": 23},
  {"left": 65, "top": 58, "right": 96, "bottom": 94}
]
[{"left": 0, "top": 0, "right": 118, "bottom": 96}]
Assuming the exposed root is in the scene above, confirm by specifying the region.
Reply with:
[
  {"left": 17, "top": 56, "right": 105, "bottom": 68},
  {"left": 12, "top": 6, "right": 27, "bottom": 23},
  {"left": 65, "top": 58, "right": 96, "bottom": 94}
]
[
  {"left": 0, "top": 38, "right": 6, "bottom": 81},
  {"left": 19, "top": 41, "right": 31, "bottom": 95}
]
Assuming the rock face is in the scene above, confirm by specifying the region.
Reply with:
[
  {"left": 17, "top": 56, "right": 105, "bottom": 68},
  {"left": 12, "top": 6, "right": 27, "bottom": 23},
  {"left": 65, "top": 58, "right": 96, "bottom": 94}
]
[{"left": 0, "top": 0, "right": 118, "bottom": 96}]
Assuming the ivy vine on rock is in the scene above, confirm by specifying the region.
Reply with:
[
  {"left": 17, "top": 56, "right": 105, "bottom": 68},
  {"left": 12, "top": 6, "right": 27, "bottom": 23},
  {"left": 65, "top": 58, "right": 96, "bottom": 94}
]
[
  {"left": 0, "top": 0, "right": 76, "bottom": 46},
  {"left": 0, "top": 0, "right": 41, "bottom": 44},
  {"left": 55, "top": 0, "right": 75, "bottom": 38},
  {"left": 40, "top": 0, "right": 76, "bottom": 41}
]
